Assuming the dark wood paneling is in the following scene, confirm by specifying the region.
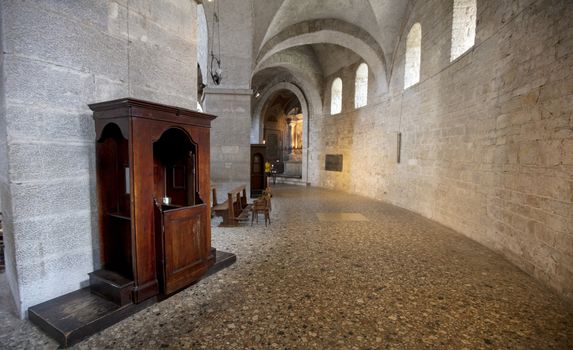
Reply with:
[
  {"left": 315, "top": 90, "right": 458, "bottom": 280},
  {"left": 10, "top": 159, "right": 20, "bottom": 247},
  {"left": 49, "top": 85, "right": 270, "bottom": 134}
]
[
  {"left": 161, "top": 204, "right": 208, "bottom": 295},
  {"left": 250, "top": 144, "right": 267, "bottom": 197}
]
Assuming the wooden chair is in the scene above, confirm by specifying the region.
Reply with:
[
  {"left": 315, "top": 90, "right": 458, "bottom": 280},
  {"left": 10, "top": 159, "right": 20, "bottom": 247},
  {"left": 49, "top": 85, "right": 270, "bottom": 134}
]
[
  {"left": 263, "top": 187, "right": 272, "bottom": 212},
  {"left": 251, "top": 192, "right": 271, "bottom": 226}
]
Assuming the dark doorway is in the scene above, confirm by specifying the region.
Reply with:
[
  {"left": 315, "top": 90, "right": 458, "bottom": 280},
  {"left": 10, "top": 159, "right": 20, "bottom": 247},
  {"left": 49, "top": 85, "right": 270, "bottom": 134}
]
[
  {"left": 153, "top": 128, "right": 197, "bottom": 207},
  {"left": 250, "top": 145, "right": 267, "bottom": 197},
  {"left": 260, "top": 89, "right": 303, "bottom": 177}
]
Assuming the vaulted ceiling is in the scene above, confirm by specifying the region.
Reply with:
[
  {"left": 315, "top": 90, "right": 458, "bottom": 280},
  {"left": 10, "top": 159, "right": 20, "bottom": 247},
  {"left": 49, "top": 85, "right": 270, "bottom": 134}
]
[
  {"left": 257, "top": 0, "right": 409, "bottom": 64},
  {"left": 250, "top": 0, "right": 412, "bottom": 110}
]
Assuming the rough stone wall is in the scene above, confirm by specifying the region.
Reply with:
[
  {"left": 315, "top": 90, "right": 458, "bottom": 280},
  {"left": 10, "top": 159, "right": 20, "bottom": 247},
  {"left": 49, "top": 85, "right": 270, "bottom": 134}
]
[
  {"left": 309, "top": 0, "right": 573, "bottom": 303},
  {"left": 0, "top": 0, "right": 198, "bottom": 317}
]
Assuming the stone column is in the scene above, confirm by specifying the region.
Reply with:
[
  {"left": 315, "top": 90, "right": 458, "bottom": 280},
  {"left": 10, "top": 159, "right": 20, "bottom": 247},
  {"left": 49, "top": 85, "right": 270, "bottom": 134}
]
[
  {"left": 204, "top": 88, "right": 252, "bottom": 201},
  {"left": 202, "top": 0, "right": 254, "bottom": 202}
]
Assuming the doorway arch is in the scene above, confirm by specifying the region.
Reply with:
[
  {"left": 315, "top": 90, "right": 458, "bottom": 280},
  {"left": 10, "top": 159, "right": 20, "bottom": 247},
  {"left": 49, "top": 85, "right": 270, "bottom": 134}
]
[{"left": 252, "top": 82, "right": 311, "bottom": 183}]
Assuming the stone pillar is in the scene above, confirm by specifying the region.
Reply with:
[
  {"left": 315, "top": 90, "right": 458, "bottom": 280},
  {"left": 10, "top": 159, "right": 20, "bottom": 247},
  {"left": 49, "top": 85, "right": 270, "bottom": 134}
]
[
  {"left": 204, "top": 88, "right": 252, "bottom": 201},
  {"left": 0, "top": 0, "right": 198, "bottom": 318},
  {"left": 202, "top": 0, "right": 254, "bottom": 201}
]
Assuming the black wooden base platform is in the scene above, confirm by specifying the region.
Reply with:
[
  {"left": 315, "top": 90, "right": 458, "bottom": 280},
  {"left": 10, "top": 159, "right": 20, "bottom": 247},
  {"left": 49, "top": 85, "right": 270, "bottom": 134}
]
[
  {"left": 203, "top": 250, "right": 236, "bottom": 278},
  {"left": 28, "top": 250, "right": 237, "bottom": 348},
  {"left": 28, "top": 289, "right": 155, "bottom": 348}
]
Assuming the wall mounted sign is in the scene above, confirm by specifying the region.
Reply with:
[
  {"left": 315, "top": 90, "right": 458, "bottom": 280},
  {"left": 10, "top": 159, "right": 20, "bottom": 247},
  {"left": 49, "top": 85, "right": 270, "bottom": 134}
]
[{"left": 325, "top": 154, "right": 343, "bottom": 172}]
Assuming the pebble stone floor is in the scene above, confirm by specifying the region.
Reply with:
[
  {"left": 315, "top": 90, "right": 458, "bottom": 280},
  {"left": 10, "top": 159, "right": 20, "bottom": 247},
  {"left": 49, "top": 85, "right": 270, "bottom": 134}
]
[{"left": 1, "top": 185, "right": 573, "bottom": 349}]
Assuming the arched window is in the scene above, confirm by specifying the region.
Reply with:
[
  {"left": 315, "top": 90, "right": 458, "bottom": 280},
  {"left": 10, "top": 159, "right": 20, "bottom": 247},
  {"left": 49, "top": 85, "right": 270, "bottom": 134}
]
[
  {"left": 331, "top": 77, "right": 342, "bottom": 115},
  {"left": 451, "top": 0, "right": 477, "bottom": 61},
  {"left": 354, "top": 63, "right": 368, "bottom": 108},
  {"left": 404, "top": 23, "right": 421, "bottom": 89}
]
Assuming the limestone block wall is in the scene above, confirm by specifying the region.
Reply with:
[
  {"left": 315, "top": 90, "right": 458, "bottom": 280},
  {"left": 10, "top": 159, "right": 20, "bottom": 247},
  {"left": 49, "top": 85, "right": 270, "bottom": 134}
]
[
  {"left": 0, "top": 0, "right": 198, "bottom": 317},
  {"left": 309, "top": 0, "right": 573, "bottom": 303}
]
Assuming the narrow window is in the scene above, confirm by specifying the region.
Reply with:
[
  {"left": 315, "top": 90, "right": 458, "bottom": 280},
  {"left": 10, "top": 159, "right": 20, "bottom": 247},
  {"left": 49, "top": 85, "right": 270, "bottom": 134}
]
[
  {"left": 354, "top": 63, "right": 368, "bottom": 108},
  {"left": 331, "top": 77, "right": 342, "bottom": 115},
  {"left": 451, "top": 0, "right": 476, "bottom": 61},
  {"left": 404, "top": 23, "right": 422, "bottom": 89}
]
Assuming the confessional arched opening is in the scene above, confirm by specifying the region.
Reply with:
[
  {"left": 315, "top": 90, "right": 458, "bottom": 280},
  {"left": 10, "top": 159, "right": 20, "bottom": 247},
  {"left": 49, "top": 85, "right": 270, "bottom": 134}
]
[
  {"left": 97, "top": 122, "right": 132, "bottom": 279},
  {"left": 153, "top": 128, "right": 199, "bottom": 208}
]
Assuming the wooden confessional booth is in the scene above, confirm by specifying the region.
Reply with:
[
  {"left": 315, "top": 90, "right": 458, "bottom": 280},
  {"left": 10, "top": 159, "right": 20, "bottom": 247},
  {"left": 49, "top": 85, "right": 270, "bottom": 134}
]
[
  {"left": 250, "top": 144, "right": 267, "bottom": 197},
  {"left": 89, "top": 98, "right": 217, "bottom": 303}
]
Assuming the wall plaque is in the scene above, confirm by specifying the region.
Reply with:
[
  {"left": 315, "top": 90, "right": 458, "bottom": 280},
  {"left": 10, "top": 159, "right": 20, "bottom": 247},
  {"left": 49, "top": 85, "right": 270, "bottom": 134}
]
[{"left": 325, "top": 154, "right": 343, "bottom": 172}]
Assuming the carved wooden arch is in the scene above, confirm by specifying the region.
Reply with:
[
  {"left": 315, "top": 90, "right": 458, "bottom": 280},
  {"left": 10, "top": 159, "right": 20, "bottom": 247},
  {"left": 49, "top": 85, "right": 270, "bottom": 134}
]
[{"left": 96, "top": 120, "right": 129, "bottom": 141}]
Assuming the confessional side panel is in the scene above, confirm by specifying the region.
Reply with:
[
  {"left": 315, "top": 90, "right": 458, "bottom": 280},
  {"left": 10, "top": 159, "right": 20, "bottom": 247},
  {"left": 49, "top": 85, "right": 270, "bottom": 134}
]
[
  {"left": 96, "top": 123, "right": 133, "bottom": 279},
  {"left": 130, "top": 117, "right": 160, "bottom": 302},
  {"left": 186, "top": 126, "right": 213, "bottom": 262}
]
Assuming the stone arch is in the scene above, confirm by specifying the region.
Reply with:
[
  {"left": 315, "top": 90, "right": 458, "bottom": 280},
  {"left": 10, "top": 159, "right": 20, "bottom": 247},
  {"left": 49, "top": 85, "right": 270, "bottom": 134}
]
[
  {"left": 252, "top": 82, "right": 312, "bottom": 183},
  {"left": 261, "top": 1, "right": 382, "bottom": 50},
  {"left": 255, "top": 19, "right": 388, "bottom": 93},
  {"left": 255, "top": 48, "right": 324, "bottom": 95},
  {"left": 257, "top": 19, "right": 385, "bottom": 72},
  {"left": 253, "top": 82, "right": 310, "bottom": 144},
  {"left": 252, "top": 63, "right": 323, "bottom": 116}
]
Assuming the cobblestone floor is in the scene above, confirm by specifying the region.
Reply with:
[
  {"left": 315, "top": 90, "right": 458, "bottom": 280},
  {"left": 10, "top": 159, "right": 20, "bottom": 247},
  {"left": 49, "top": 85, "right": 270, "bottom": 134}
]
[{"left": 1, "top": 185, "right": 572, "bottom": 349}]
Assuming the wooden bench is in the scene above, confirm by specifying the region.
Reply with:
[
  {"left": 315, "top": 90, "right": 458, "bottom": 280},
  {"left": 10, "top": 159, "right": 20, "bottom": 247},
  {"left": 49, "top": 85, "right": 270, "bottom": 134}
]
[{"left": 212, "top": 185, "right": 251, "bottom": 227}]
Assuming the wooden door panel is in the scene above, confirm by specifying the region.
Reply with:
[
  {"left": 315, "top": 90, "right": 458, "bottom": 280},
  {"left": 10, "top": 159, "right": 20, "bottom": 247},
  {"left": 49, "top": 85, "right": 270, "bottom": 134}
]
[
  {"left": 162, "top": 204, "right": 208, "bottom": 294},
  {"left": 251, "top": 153, "right": 264, "bottom": 194}
]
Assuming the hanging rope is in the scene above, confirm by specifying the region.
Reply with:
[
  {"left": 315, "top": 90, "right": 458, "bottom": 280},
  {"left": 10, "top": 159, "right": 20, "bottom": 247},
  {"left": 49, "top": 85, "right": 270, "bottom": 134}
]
[{"left": 209, "top": 0, "right": 222, "bottom": 85}]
